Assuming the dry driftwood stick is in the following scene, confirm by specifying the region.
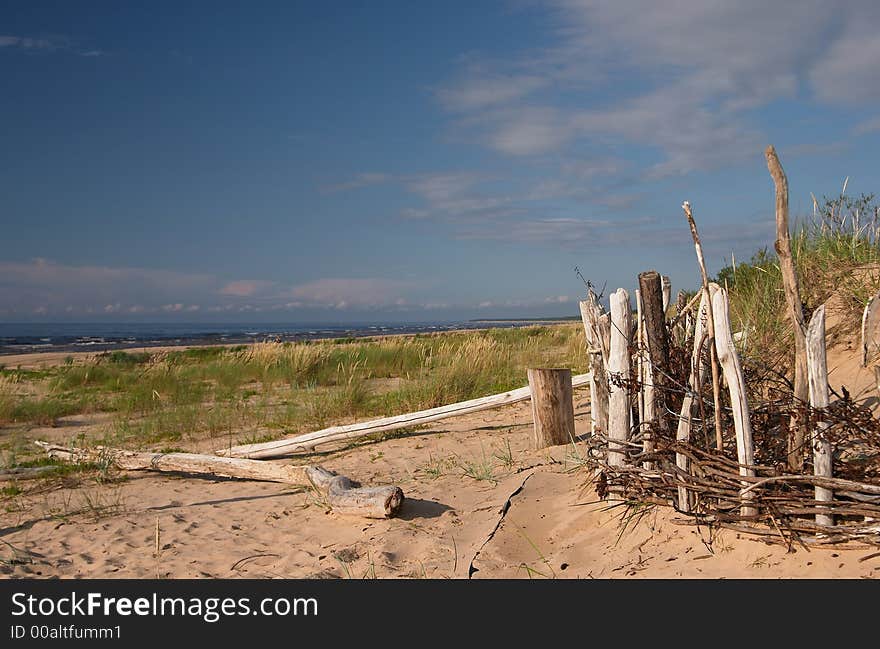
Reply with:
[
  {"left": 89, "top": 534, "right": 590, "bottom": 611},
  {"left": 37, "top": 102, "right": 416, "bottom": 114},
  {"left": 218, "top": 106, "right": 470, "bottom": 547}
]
[
  {"left": 579, "top": 295, "right": 609, "bottom": 434},
  {"left": 861, "top": 290, "right": 880, "bottom": 367},
  {"left": 675, "top": 291, "right": 709, "bottom": 513},
  {"left": 806, "top": 304, "right": 834, "bottom": 527},
  {"left": 766, "top": 145, "right": 808, "bottom": 472},
  {"left": 608, "top": 288, "right": 632, "bottom": 468},
  {"left": 711, "top": 284, "right": 757, "bottom": 518},
  {"left": 683, "top": 201, "right": 724, "bottom": 452},
  {"left": 34, "top": 441, "right": 404, "bottom": 518},
  {"left": 528, "top": 368, "right": 575, "bottom": 448},
  {"left": 220, "top": 373, "right": 592, "bottom": 459}
]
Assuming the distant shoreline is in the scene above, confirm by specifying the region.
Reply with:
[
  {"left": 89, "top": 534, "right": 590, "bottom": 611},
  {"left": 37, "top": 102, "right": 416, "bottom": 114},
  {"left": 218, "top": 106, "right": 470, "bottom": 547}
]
[{"left": 0, "top": 320, "right": 579, "bottom": 368}]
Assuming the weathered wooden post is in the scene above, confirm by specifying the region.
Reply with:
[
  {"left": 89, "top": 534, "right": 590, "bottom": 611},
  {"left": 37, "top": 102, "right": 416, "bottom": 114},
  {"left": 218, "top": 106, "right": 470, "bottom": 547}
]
[
  {"left": 527, "top": 368, "right": 576, "bottom": 449},
  {"left": 579, "top": 293, "right": 610, "bottom": 435},
  {"left": 608, "top": 288, "right": 632, "bottom": 467},
  {"left": 711, "top": 284, "right": 757, "bottom": 518},
  {"left": 675, "top": 291, "right": 709, "bottom": 513},
  {"left": 638, "top": 271, "right": 671, "bottom": 470},
  {"left": 635, "top": 289, "right": 647, "bottom": 429},
  {"left": 766, "top": 145, "right": 808, "bottom": 472},
  {"left": 806, "top": 304, "right": 834, "bottom": 527}
]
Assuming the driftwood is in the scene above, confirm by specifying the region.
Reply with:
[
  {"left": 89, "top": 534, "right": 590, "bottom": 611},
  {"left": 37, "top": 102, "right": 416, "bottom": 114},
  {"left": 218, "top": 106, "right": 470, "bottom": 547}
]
[
  {"left": 527, "top": 368, "right": 575, "bottom": 448},
  {"left": 34, "top": 441, "right": 404, "bottom": 518},
  {"left": 711, "top": 284, "right": 756, "bottom": 517},
  {"left": 806, "top": 304, "right": 834, "bottom": 527},
  {"left": 639, "top": 271, "right": 671, "bottom": 469},
  {"left": 683, "top": 201, "right": 724, "bottom": 452},
  {"left": 661, "top": 275, "right": 672, "bottom": 313},
  {"left": 579, "top": 294, "right": 609, "bottom": 434},
  {"left": 861, "top": 291, "right": 880, "bottom": 367},
  {"left": 766, "top": 145, "right": 808, "bottom": 472},
  {"left": 608, "top": 288, "right": 632, "bottom": 468},
  {"left": 220, "top": 372, "right": 592, "bottom": 459},
  {"left": 675, "top": 291, "right": 709, "bottom": 512}
]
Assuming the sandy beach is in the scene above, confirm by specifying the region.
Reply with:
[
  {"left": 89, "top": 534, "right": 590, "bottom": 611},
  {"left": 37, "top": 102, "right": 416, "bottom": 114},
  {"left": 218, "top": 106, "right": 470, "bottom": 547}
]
[{"left": 2, "top": 334, "right": 878, "bottom": 580}]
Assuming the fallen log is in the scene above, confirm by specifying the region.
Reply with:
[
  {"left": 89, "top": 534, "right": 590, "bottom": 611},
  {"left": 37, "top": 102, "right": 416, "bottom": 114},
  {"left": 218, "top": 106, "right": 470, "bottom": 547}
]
[
  {"left": 34, "top": 441, "right": 403, "bottom": 518},
  {"left": 219, "top": 372, "right": 592, "bottom": 459}
]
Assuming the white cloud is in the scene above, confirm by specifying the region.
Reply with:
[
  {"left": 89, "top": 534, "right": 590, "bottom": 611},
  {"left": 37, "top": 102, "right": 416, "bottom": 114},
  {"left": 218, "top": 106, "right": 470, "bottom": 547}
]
[{"left": 436, "top": 1, "right": 880, "bottom": 174}]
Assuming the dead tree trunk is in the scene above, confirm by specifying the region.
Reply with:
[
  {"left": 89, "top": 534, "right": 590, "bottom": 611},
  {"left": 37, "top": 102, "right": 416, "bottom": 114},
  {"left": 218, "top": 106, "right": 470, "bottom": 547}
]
[
  {"left": 608, "top": 288, "right": 633, "bottom": 468},
  {"left": 527, "top": 368, "right": 576, "bottom": 448},
  {"left": 766, "top": 145, "right": 808, "bottom": 472},
  {"left": 805, "top": 304, "right": 834, "bottom": 527},
  {"left": 34, "top": 441, "right": 404, "bottom": 518}
]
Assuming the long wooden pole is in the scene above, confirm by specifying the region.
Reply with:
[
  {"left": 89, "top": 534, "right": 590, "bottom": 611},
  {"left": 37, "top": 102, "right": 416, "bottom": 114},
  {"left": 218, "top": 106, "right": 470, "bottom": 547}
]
[
  {"left": 220, "top": 372, "right": 592, "bottom": 459},
  {"left": 805, "top": 304, "right": 834, "bottom": 527},
  {"left": 675, "top": 291, "right": 709, "bottom": 513},
  {"left": 682, "top": 201, "right": 724, "bottom": 452},
  {"left": 608, "top": 288, "right": 632, "bottom": 468},
  {"left": 766, "top": 145, "right": 808, "bottom": 472},
  {"left": 34, "top": 441, "right": 404, "bottom": 518},
  {"left": 710, "top": 285, "right": 757, "bottom": 518}
]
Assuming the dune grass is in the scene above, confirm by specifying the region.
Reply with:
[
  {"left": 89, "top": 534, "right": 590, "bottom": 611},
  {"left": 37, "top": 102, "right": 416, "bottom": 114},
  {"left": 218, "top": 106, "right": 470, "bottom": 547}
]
[
  {"left": 0, "top": 325, "right": 588, "bottom": 454},
  {"left": 716, "top": 192, "right": 880, "bottom": 369}
]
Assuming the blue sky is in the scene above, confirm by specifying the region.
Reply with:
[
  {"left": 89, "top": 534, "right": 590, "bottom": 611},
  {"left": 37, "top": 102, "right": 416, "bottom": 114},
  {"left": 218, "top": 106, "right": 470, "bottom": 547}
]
[{"left": 2, "top": 1, "right": 880, "bottom": 323}]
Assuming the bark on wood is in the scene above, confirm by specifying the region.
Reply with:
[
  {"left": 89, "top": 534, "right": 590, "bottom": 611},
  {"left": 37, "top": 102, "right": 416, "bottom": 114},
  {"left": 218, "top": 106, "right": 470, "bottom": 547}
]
[
  {"left": 710, "top": 284, "right": 757, "bottom": 518},
  {"left": 682, "top": 201, "right": 725, "bottom": 452},
  {"left": 806, "top": 304, "right": 834, "bottom": 527},
  {"left": 766, "top": 145, "right": 808, "bottom": 472},
  {"left": 35, "top": 441, "right": 404, "bottom": 518},
  {"left": 608, "top": 288, "right": 633, "bottom": 468},
  {"left": 861, "top": 291, "right": 880, "bottom": 367},
  {"left": 220, "top": 372, "right": 592, "bottom": 459},
  {"left": 580, "top": 297, "right": 609, "bottom": 435},
  {"left": 635, "top": 289, "right": 647, "bottom": 430},
  {"left": 675, "top": 291, "right": 709, "bottom": 512},
  {"left": 638, "top": 271, "right": 671, "bottom": 466},
  {"left": 527, "top": 368, "right": 576, "bottom": 448}
]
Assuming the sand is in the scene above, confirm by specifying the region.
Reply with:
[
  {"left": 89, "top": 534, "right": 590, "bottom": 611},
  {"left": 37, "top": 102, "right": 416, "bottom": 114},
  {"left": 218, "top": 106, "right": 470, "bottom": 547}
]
[{"left": 2, "top": 337, "right": 879, "bottom": 580}]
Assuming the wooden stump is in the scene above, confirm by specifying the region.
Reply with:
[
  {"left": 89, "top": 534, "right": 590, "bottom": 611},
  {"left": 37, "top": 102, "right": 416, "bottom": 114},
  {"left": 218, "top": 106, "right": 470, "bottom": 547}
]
[{"left": 527, "top": 368, "right": 575, "bottom": 448}]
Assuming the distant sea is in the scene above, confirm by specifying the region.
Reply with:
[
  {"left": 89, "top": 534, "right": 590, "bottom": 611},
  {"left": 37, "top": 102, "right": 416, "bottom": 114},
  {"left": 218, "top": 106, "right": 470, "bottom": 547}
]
[{"left": 0, "top": 320, "right": 570, "bottom": 356}]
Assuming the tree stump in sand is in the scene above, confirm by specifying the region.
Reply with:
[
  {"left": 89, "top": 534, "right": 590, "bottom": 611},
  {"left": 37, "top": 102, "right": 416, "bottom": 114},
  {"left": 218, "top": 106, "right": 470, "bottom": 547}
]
[{"left": 527, "top": 368, "right": 575, "bottom": 448}]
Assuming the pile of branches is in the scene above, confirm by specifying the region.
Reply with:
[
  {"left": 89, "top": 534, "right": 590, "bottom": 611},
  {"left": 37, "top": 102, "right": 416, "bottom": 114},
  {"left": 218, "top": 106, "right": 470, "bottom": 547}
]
[
  {"left": 585, "top": 435, "right": 880, "bottom": 546},
  {"left": 588, "top": 326, "right": 880, "bottom": 546}
]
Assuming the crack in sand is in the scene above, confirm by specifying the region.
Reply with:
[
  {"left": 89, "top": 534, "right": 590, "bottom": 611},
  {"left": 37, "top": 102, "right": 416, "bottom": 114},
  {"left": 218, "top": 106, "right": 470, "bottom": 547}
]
[{"left": 467, "top": 470, "right": 535, "bottom": 579}]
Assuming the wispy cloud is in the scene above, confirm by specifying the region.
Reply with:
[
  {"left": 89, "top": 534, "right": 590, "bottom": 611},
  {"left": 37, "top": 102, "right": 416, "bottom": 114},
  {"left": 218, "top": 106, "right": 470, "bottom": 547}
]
[
  {"left": 436, "top": 1, "right": 880, "bottom": 175},
  {"left": 0, "top": 258, "right": 423, "bottom": 317},
  {"left": 0, "top": 34, "right": 104, "bottom": 57}
]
